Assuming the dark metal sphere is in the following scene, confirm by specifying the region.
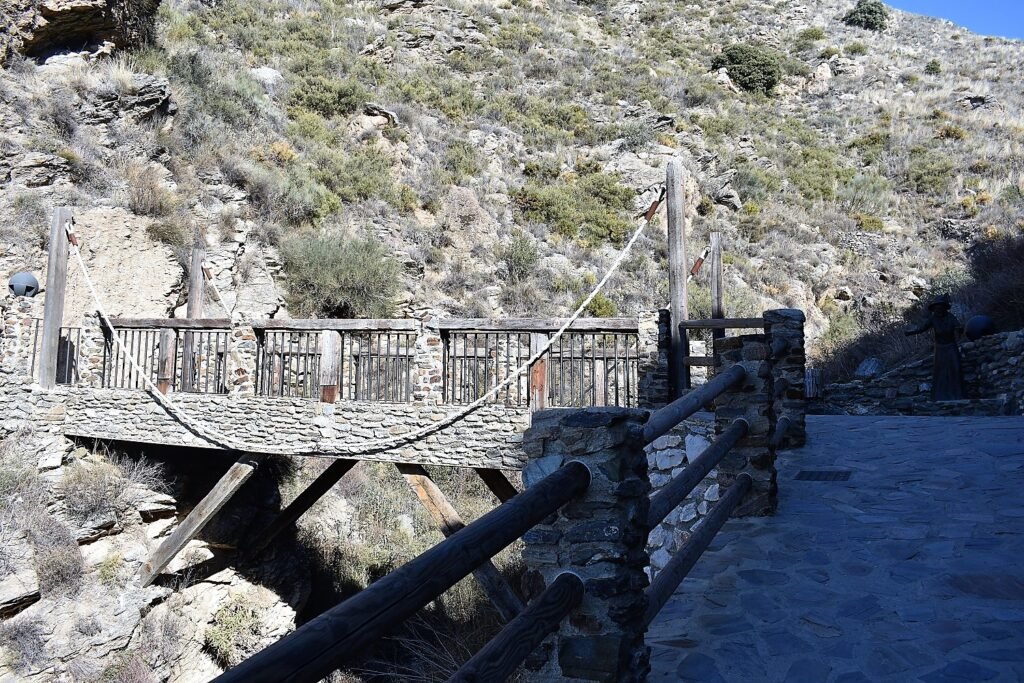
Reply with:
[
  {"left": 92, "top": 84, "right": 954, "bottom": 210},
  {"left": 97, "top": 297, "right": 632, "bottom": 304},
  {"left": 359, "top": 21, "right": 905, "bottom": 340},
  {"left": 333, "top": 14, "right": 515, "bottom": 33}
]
[
  {"left": 965, "top": 315, "right": 996, "bottom": 341},
  {"left": 8, "top": 272, "right": 40, "bottom": 298}
]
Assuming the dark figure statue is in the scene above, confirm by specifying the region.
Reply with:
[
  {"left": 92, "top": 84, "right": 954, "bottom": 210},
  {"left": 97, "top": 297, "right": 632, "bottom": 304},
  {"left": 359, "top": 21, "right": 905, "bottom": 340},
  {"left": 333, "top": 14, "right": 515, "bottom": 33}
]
[{"left": 905, "top": 294, "right": 965, "bottom": 401}]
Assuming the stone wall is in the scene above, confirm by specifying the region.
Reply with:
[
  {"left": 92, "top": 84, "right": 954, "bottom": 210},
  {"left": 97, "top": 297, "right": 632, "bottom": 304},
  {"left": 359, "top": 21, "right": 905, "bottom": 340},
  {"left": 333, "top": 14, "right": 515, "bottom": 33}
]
[
  {"left": 821, "top": 329, "right": 1024, "bottom": 416},
  {"left": 62, "top": 389, "right": 532, "bottom": 469}
]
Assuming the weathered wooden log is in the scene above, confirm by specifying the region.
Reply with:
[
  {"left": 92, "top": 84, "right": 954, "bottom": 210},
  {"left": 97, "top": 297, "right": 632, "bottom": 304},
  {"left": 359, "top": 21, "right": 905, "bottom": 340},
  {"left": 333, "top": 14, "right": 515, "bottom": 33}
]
[
  {"left": 140, "top": 454, "right": 262, "bottom": 587},
  {"left": 180, "top": 240, "right": 205, "bottom": 392},
  {"left": 678, "top": 318, "right": 765, "bottom": 330},
  {"left": 38, "top": 207, "right": 71, "bottom": 389},
  {"left": 245, "top": 458, "right": 358, "bottom": 561},
  {"left": 109, "top": 318, "right": 230, "bottom": 330},
  {"left": 770, "top": 416, "right": 792, "bottom": 448},
  {"left": 666, "top": 159, "right": 691, "bottom": 396},
  {"left": 529, "top": 333, "right": 548, "bottom": 412},
  {"left": 396, "top": 463, "right": 524, "bottom": 622},
  {"left": 212, "top": 462, "right": 592, "bottom": 683},
  {"left": 710, "top": 231, "right": 725, "bottom": 344},
  {"left": 642, "top": 365, "right": 746, "bottom": 445},
  {"left": 437, "top": 318, "right": 638, "bottom": 332},
  {"left": 644, "top": 473, "right": 752, "bottom": 628},
  {"left": 647, "top": 418, "right": 748, "bottom": 530},
  {"left": 318, "top": 331, "right": 341, "bottom": 403},
  {"left": 448, "top": 572, "right": 584, "bottom": 683},
  {"left": 156, "top": 329, "right": 176, "bottom": 395}
]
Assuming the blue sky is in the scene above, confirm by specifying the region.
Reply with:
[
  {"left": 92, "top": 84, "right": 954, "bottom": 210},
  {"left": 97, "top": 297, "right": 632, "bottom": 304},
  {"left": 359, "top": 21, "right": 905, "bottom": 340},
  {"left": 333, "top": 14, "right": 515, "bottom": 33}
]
[{"left": 885, "top": 1, "right": 1024, "bottom": 39}]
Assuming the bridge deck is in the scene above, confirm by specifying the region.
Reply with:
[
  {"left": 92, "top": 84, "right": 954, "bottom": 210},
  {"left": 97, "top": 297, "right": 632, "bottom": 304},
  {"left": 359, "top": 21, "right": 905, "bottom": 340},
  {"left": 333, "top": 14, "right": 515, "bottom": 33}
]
[{"left": 649, "top": 415, "right": 1024, "bottom": 682}]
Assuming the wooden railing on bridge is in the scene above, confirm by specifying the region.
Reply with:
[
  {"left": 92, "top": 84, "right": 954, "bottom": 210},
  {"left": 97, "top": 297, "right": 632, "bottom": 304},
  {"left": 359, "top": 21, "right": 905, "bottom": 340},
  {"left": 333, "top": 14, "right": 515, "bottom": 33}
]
[{"left": 210, "top": 320, "right": 806, "bottom": 683}]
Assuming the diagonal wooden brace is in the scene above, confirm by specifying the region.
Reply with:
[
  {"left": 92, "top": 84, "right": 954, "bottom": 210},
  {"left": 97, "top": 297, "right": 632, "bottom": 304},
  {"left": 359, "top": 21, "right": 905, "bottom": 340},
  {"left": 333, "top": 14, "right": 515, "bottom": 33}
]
[
  {"left": 139, "top": 454, "right": 263, "bottom": 587},
  {"left": 395, "top": 463, "right": 525, "bottom": 622},
  {"left": 473, "top": 467, "right": 520, "bottom": 503}
]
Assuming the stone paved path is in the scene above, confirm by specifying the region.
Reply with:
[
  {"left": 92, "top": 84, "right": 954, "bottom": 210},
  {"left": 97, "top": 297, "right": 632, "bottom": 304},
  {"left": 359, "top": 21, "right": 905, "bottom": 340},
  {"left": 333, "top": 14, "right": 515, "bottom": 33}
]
[{"left": 648, "top": 415, "right": 1024, "bottom": 682}]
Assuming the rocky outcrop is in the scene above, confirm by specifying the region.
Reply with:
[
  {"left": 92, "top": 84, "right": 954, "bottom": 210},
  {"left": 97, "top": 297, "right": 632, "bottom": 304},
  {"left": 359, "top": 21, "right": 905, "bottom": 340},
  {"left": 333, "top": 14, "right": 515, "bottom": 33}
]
[{"left": 0, "top": 0, "right": 161, "bottom": 63}]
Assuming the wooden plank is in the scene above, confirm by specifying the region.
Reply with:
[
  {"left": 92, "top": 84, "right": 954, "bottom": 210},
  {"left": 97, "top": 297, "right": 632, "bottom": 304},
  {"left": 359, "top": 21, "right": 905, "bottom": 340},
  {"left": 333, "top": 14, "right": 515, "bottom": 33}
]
[
  {"left": 805, "top": 368, "right": 823, "bottom": 399},
  {"left": 156, "top": 329, "right": 176, "bottom": 394},
  {"left": 473, "top": 468, "right": 520, "bottom": 503},
  {"left": 437, "top": 318, "right": 639, "bottom": 332},
  {"left": 449, "top": 573, "right": 584, "bottom": 683},
  {"left": 666, "top": 160, "right": 691, "bottom": 396},
  {"left": 38, "top": 207, "right": 71, "bottom": 390},
  {"left": 110, "top": 318, "right": 231, "bottom": 330},
  {"left": 211, "top": 462, "right": 591, "bottom": 683},
  {"left": 139, "top": 454, "right": 262, "bottom": 587},
  {"left": 683, "top": 356, "right": 715, "bottom": 367},
  {"left": 180, "top": 240, "right": 206, "bottom": 392},
  {"left": 245, "top": 459, "right": 358, "bottom": 561},
  {"left": 529, "top": 333, "right": 547, "bottom": 413},
  {"left": 710, "top": 231, "right": 725, "bottom": 343},
  {"left": 679, "top": 318, "right": 765, "bottom": 330},
  {"left": 251, "top": 319, "right": 418, "bottom": 332},
  {"left": 395, "top": 464, "right": 525, "bottom": 623},
  {"left": 318, "top": 331, "right": 340, "bottom": 403}
]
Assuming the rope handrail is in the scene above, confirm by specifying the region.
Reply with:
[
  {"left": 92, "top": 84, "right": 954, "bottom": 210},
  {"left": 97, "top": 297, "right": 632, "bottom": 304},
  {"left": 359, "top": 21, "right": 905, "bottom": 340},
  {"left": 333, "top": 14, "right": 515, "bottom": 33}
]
[
  {"left": 642, "top": 365, "right": 746, "bottom": 445},
  {"left": 646, "top": 418, "right": 748, "bottom": 530},
  {"left": 643, "top": 473, "right": 752, "bottom": 628},
  {"left": 212, "top": 461, "right": 592, "bottom": 683},
  {"left": 65, "top": 192, "right": 663, "bottom": 457}
]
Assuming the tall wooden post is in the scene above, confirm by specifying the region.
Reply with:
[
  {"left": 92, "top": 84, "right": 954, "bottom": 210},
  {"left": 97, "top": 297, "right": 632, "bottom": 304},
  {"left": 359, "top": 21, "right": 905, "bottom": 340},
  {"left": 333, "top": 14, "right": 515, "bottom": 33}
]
[
  {"left": 710, "top": 231, "right": 725, "bottom": 344},
  {"left": 319, "top": 331, "right": 341, "bottom": 403},
  {"left": 180, "top": 237, "right": 205, "bottom": 392},
  {"left": 529, "top": 333, "right": 548, "bottom": 412},
  {"left": 666, "top": 160, "right": 690, "bottom": 396},
  {"left": 156, "top": 329, "right": 177, "bottom": 394},
  {"left": 38, "top": 207, "right": 72, "bottom": 390}
]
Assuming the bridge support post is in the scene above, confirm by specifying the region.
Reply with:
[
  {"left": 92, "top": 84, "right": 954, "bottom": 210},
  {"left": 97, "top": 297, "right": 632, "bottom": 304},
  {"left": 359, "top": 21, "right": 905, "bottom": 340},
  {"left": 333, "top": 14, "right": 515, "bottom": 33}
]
[
  {"left": 521, "top": 408, "right": 650, "bottom": 682},
  {"left": 764, "top": 309, "right": 806, "bottom": 448},
  {"left": 712, "top": 333, "right": 777, "bottom": 515},
  {"left": 226, "top": 319, "right": 257, "bottom": 396}
]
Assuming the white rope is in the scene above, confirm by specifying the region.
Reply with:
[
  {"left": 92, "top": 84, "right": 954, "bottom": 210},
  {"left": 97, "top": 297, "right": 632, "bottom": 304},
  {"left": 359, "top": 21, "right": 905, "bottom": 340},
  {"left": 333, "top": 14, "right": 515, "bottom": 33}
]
[{"left": 67, "top": 203, "right": 661, "bottom": 457}]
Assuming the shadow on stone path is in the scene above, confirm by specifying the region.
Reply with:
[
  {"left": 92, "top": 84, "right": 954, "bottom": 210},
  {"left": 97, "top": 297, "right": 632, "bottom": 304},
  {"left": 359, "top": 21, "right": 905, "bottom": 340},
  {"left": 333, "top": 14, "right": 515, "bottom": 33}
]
[{"left": 647, "top": 415, "right": 1024, "bottom": 682}]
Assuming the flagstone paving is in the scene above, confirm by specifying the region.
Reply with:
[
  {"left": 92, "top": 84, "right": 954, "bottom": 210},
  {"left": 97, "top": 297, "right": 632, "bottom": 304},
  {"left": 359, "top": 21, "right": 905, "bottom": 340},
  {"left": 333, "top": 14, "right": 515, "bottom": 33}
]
[{"left": 647, "top": 415, "right": 1024, "bottom": 682}]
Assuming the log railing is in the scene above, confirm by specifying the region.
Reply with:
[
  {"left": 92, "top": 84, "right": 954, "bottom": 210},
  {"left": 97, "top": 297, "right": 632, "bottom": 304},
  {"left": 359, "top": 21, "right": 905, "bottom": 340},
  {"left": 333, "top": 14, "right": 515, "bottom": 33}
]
[
  {"left": 102, "top": 320, "right": 231, "bottom": 394},
  {"left": 679, "top": 317, "right": 765, "bottom": 369}
]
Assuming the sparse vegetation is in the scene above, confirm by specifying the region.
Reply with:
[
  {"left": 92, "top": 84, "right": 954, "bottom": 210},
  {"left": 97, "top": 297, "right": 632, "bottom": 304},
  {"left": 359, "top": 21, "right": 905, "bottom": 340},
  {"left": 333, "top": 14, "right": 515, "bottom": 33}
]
[{"left": 204, "top": 596, "right": 265, "bottom": 668}]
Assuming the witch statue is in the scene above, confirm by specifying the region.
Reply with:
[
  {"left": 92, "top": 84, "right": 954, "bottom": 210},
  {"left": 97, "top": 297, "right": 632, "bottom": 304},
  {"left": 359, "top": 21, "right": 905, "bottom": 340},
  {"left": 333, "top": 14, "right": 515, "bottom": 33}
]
[{"left": 904, "top": 294, "right": 965, "bottom": 401}]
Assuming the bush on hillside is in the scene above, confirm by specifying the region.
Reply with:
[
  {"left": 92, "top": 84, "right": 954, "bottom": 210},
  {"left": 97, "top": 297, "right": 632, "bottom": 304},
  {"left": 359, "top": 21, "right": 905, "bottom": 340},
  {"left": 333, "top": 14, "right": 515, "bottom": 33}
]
[
  {"left": 710, "top": 44, "right": 783, "bottom": 95},
  {"left": 280, "top": 233, "right": 400, "bottom": 318},
  {"left": 925, "top": 59, "right": 942, "bottom": 75},
  {"left": 843, "top": 0, "right": 888, "bottom": 31},
  {"left": 288, "top": 75, "right": 367, "bottom": 118}
]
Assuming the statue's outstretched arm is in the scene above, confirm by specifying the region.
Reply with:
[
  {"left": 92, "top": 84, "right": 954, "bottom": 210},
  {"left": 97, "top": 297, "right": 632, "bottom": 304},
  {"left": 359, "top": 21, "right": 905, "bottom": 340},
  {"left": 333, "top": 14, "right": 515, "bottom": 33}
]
[{"left": 904, "top": 318, "right": 932, "bottom": 336}]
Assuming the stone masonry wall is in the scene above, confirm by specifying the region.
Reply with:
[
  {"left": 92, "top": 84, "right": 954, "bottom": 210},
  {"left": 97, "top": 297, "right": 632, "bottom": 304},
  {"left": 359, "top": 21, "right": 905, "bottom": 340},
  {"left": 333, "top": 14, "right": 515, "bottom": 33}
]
[{"left": 822, "top": 329, "right": 1024, "bottom": 416}]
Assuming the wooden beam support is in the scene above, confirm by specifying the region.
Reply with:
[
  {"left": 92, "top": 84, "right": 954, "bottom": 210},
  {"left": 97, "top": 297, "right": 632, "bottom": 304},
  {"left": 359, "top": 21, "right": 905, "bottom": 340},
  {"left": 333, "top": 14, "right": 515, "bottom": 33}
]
[
  {"left": 679, "top": 318, "right": 765, "bottom": 330},
  {"left": 139, "top": 454, "right": 263, "bottom": 587},
  {"left": 395, "top": 463, "right": 524, "bottom": 622},
  {"left": 666, "top": 160, "right": 691, "bottom": 397},
  {"left": 245, "top": 458, "right": 358, "bottom": 561},
  {"left": 473, "top": 468, "right": 519, "bottom": 503},
  {"left": 180, "top": 239, "right": 206, "bottom": 392},
  {"left": 38, "top": 207, "right": 71, "bottom": 389},
  {"left": 156, "top": 329, "right": 176, "bottom": 394},
  {"left": 109, "top": 318, "right": 231, "bottom": 330},
  {"left": 529, "top": 333, "right": 547, "bottom": 413},
  {"left": 710, "top": 231, "right": 725, "bottom": 344},
  {"left": 318, "top": 331, "right": 341, "bottom": 403},
  {"left": 437, "top": 318, "right": 639, "bottom": 332}
]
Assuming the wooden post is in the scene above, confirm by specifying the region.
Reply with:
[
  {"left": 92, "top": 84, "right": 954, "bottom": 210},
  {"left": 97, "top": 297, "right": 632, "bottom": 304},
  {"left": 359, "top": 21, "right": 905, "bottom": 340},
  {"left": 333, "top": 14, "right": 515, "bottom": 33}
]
[
  {"left": 139, "top": 454, "right": 262, "bottom": 587},
  {"left": 710, "top": 231, "right": 725, "bottom": 345},
  {"left": 156, "top": 329, "right": 176, "bottom": 394},
  {"left": 396, "top": 463, "right": 525, "bottom": 623},
  {"left": 318, "top": 331, "right": 341, "bottom": 403},
  {"left": 529, "top": 333, "right": 547, "bottom": 412},
  {"left": 180, "top": 239, "right": 205, "bottom": 392},
  {"left": 666, "top": 160, "right": 690, "bottom": 396},
  {"left": 38, "top": 207, "right": 71, "bottom": 390},
  {"left": 473, "top": 468, "right": 520, "bottom": 503}
]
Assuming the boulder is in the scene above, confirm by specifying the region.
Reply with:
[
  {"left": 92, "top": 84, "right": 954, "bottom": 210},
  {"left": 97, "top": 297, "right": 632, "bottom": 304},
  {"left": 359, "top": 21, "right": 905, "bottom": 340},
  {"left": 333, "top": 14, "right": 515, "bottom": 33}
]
[
  {"left": 854, "top": 357, "right": 884, "bottom": 379},
  {"left": 82, "top": 74, "right": 175, "bottom": 124},
  {"left": 0, "top": 0, "right": 161, "bottom": 63}
]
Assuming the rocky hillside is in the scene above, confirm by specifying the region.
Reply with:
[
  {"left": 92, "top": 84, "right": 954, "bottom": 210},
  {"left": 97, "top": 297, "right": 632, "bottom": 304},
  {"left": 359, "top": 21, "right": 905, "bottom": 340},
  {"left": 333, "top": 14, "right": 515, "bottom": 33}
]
[{"left": 2, "top": 0, "right": 1022, "bottom": 355}]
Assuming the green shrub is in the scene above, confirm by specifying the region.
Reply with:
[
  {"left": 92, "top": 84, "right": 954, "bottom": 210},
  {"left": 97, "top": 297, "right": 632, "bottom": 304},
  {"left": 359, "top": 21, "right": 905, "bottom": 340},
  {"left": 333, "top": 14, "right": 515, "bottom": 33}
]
[
  {"left": 577, "top": 292, "right": 617, "bottom": 317},
  {"left": 204, "top": 597, "right": 264, "bottom": 668},
  {"left": 843, "top": 0, "right": 888, "bottom": 31},
  {"left": 512, "top": 168, "right": 635, "bottom": 245},
  {"left": 442, "top": 140, "right": 483, "bottom": 185},
  {"left": 936, "top": 124, "right": 968, "bottom": 141},
  {"left": 907, "top": 147, "right": 955, "bottom": 194},
  {"left": 845, "top": 42, "right": 868, "bottom": 56},
  {"left": 787, "top": 147, "right": 854, "bottom": 202},
  {"left": 925, "top": 59, "right": 942, "bottom": 75},
  {"left": 852, "top": 213, "right": 885, "bottom": 232},
  {"left": 798, "top": 27, "right": 827, "bottom": 41},
  {"left": 280, "top": 233, "right": 400, "bottom": 318},
  {"left": 819, "top": 46, "right": 841, "bottom": 59},
  {"left": 499, "top": 230, "right": 539, "bottom": 283},
  {"left": 312, "top": 144, "right": 394, "bottom": 204},
  {"left": 710, "top": 44, "right": 784, "bottom": 95},
  {"left": 288, "top": 75, "right": 367, "bottom": 118}
]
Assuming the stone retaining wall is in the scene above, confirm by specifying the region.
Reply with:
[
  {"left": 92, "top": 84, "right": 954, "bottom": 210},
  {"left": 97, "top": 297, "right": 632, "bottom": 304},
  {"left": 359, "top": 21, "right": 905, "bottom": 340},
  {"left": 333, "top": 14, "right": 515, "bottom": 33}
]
[{"left": 821, "top": 329, "right": 1024, "bottom": 416}]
